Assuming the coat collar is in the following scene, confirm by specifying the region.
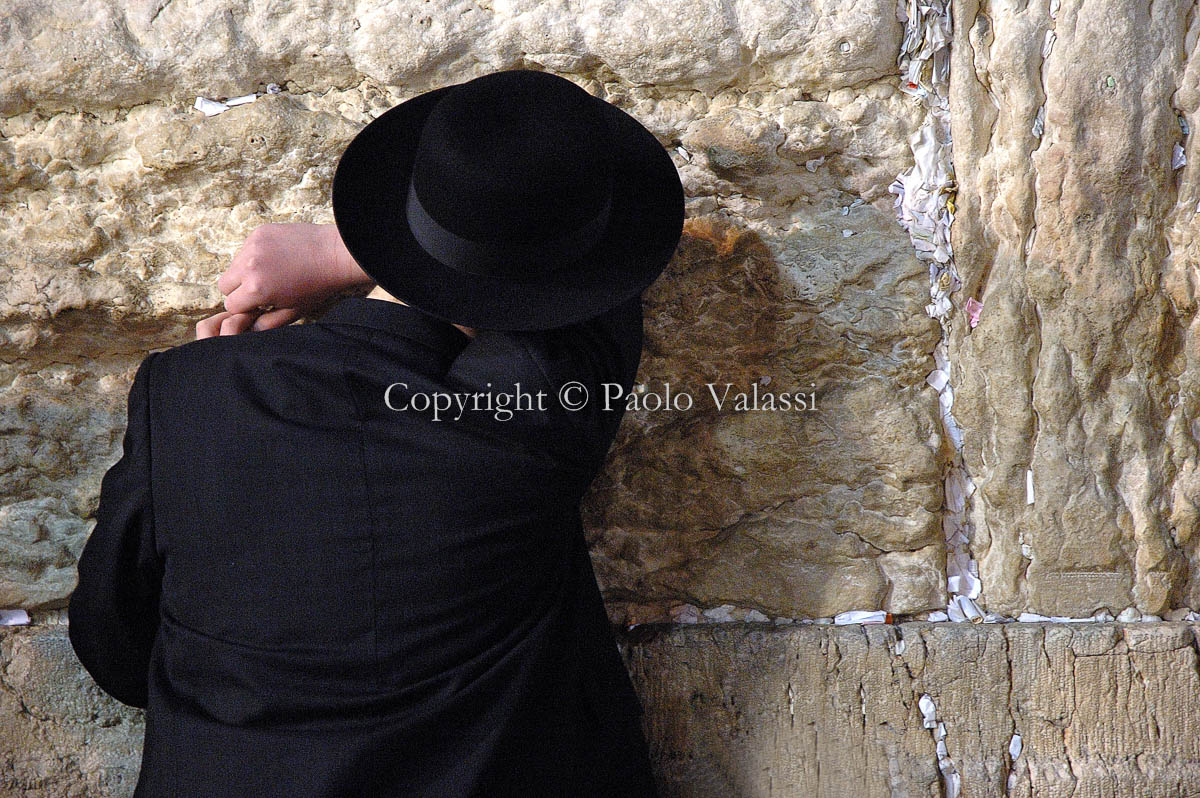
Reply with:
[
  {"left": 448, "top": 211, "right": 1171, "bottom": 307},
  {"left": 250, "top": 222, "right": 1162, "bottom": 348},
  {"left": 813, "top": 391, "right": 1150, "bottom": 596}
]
[{"left": 319, "top": 296, "right": 471, "bottom": 353}]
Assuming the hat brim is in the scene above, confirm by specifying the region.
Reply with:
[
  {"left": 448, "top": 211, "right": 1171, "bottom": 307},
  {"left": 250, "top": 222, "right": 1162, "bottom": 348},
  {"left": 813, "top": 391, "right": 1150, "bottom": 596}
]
[{"left": 331, "top": 79, "right": 685, "bottom": 331}]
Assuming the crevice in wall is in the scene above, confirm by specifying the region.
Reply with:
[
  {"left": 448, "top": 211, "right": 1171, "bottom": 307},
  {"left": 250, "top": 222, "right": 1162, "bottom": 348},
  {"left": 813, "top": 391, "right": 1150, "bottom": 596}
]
[
  {"left": 1020, "top": 0, "right": 1059, "bottom": 561},
  {"left": 999, "top": 626, "right": 1025, "bottom": 793},
  {"left": 889, "top": 0, "right": 985, "bottom": 624}
]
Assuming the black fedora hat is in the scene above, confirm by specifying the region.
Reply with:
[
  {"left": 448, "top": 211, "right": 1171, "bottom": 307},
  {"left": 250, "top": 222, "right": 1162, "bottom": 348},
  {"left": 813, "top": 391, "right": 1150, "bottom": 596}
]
[{"left": 331, "top": 69, "right": 685, "bottom": 331}]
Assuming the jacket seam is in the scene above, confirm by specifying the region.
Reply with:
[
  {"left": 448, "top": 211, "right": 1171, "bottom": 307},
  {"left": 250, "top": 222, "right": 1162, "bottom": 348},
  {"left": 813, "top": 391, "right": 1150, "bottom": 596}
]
[
  {"left": 142, "top": 350, "right": 163, "bottom": 583},
  {"left": 512, "top": 333, "right": 601, "bottom": 477},
  {"left": 340, "top": 335, "right": 382, "bottom": 691},
  {"left": 320, "top": 317, "right": 469, "bottom": 355},
  {"left": 514, "top": 334, "right": 580, "bottom": 428}
]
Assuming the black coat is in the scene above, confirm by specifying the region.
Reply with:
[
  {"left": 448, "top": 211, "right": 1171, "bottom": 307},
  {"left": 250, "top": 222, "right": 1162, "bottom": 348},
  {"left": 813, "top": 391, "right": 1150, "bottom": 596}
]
[{"left": 67, "top": 295, "right": 657, "bottom": 797}]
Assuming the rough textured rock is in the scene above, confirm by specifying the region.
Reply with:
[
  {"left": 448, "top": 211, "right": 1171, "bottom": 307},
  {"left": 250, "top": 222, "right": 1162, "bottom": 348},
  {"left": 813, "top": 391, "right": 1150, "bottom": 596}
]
[
  {"left": 586, "top": 212, "right": 944, "bottom": 619},
  {"left": 0, "top": 0, "right": 903, "bottom": 118},
  {"left": 947, "top": 0, "right": 1200, "bottom": 618},
  {"left": 1, "top": 617, "right": 146, "bottom": 797},
  {"left": 1, "top": 1, "right": 945, "bottom": 620},
  {"left": 11, "top": 619, "right": 1200, "bottom": 797},
  {"left": 632, "top": 621, "right": 1200, "bottom": 796}
]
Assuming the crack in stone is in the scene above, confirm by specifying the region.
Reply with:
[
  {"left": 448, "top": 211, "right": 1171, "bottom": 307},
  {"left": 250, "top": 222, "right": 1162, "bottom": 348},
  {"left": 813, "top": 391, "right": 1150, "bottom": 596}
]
[{"left": 148, "top": 0, "right": 175, "bottom": 26}]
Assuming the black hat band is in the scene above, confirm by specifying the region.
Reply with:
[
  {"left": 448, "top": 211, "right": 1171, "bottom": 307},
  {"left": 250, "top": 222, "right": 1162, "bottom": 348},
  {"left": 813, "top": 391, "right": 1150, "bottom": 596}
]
[{"left": 405, "top": 179, "right": 613, "bottom": 278}]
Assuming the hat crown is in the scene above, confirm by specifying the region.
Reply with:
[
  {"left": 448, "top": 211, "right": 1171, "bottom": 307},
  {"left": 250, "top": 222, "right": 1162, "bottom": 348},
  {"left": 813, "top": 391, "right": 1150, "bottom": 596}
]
[
  {"left": 409, "top": 70, "right": 615, "bottom": 248},
  {"left": 331, "top": 66, "right": 685, "bottom": 330}
]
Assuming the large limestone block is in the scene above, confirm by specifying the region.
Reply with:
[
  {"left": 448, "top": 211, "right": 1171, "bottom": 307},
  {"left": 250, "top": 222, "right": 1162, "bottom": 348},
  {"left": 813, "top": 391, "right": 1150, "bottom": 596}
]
[
  {"left": 632, "top": 621, "right": 1200, "bottom": 796},
  {"left": 0, "top": 0, "right": 905, "bottom": 117},
  {"left": 0, "top": 362, "right": 149, "bottom": 609},
  {"left": 947, "top": 0, "right": 1200, "bottom": 616},
  {"left": 0, "top": 621, "right": 146, "bottom": 797},
  {"left": 0, "top": 97, "right": 359, "bottom": 341},
  {"left": 585, "top": 210, "right": 945, "bottom": 619}
]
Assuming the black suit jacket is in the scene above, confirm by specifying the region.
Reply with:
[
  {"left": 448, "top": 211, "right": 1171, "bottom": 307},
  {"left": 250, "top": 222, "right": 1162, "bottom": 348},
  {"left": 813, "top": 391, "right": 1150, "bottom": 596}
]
[{"left": 67, "top": 295, "right": 658, "bottom": 797}]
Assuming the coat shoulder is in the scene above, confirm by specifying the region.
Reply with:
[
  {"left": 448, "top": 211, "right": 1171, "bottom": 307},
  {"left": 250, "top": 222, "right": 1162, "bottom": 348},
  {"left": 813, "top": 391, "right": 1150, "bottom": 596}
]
[{"left": 146, "top": 323, "right": 350, "bottom": 376}]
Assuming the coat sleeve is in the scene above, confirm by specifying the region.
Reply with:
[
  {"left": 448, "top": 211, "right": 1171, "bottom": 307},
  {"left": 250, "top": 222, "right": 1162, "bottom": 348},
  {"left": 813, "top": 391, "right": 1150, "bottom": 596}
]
[
  {"left": 523, "top": 293, "right": 645, "bottom": 456},
  {"left": 445, "top": 294, "right": 645, "bottom": 468},
  {"left": 68, "top": 351, "right": 164, "bottom": 708}
]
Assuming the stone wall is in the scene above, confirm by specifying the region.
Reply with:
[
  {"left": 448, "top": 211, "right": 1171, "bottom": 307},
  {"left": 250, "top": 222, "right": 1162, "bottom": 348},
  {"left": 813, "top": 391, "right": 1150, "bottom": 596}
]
[
  {"left": 2, "top": 0, "right": 947, "bottom": 628},
  {"left": 632, "top": 620, "right": 1200, "bottom": 796},
  {"left": 6, "top": 0, "right": 1200, "bottom": 795},
  {"left": 948, "top": 0, "right": 1200, "bottom": 620}
]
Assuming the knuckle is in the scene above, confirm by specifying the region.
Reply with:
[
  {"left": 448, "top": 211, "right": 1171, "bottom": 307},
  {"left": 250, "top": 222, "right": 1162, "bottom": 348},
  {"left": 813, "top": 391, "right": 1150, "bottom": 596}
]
[{"left": 241, "top": 276, "right": 263, "bottom": 299}]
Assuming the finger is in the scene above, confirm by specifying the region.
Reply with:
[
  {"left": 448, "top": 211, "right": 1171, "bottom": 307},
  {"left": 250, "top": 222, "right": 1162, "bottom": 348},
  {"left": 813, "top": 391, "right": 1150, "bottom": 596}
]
[
  {"left": 219, "top": 227, "right": 264, "bottom": 298},
  {"left": 219, "top": 312, "right": 258, "bottom": 337},
  {"left": 223, "top": 281, "right": 269, "bottom": 316},
  {"left": 196, "top": 311, "right": 235, "bottom": 340},
  {"left": 216, "top": 266, "right": 242, "bottom": 299},
  {"left": 250, "top": 307, "right": 303, "bottom": 331}
]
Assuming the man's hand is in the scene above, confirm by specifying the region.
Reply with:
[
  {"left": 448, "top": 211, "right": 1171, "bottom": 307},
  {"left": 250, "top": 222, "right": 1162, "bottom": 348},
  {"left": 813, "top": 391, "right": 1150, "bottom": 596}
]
[{"left": 196, "top": 223, "right": 372, "bottom": 340}]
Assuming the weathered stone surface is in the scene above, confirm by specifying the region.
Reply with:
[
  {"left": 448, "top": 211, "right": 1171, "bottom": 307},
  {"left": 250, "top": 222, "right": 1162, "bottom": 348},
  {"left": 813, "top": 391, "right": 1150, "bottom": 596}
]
[
  {"left": 631, "top": 621, "right": 1200, "bottom": 796},
  {"left": 0, "top": 0, "right": 904, "bottom": 118},
  {"left": 1, "top": 360, "right": 149, "bottom": 610},
  {"left": 585, "top": 208, "right": 943, "bottom": 619},
  {"left": 13, "top": 620, "right": 1200, "bottom": 797},
  {"left": 947, "top": 0, "right": 1200, "bottom": 617},
  {"left": 1, "top": 619, "right": 145, "bottom": 798}
]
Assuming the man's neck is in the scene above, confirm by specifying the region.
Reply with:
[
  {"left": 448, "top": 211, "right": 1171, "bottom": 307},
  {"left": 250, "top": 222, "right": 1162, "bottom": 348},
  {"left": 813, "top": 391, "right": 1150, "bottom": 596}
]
[
  {"left": 366, "top": 284, "right": 408, "bottom": 306},
  {"left": 365, "top": 285, "right": 476, "bottom": 339}
]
